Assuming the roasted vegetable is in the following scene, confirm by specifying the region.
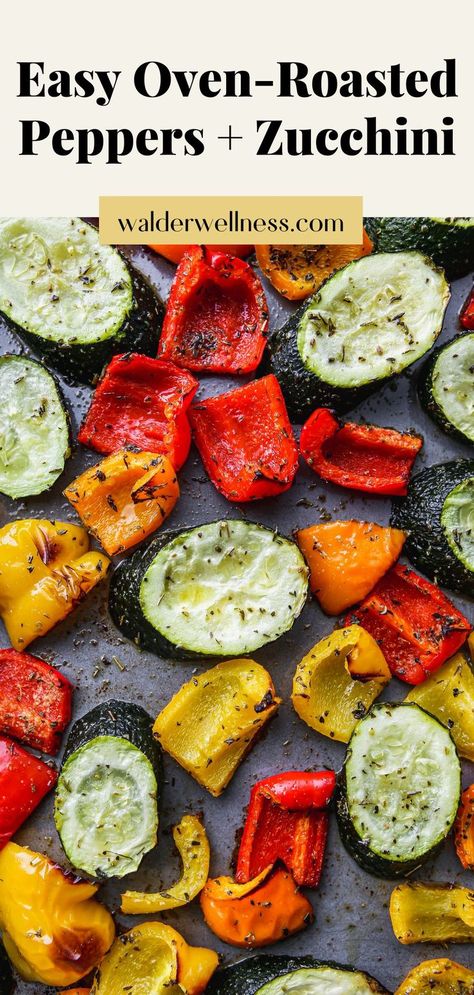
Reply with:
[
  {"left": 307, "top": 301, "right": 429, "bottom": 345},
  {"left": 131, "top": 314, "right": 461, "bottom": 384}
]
[
  {"left": 0, "top": 519, "right": 109, "bottom": 649},
  {"left": 90, "top": 922, "right": 218, "bottom": 995},
  {"left": 158, "top": 246, "right": 269, "bottom": 373},
  {"left": 0, "top": 354, "right": 70, "bottom": 498},
  {"left": 121, "top": 813, "right": 210, "bottom": 912},
  {"left": 299, "top": 407, "right": 422, "bottom": 495},
  {"left": 395, "top": 958, "right": 474, "bottom": 995},
  {"left": 296, "top": 520, "right": 405, "bottom": 615},
  {"left": 0, "top": 735, "right": 57, "bottom": 847},
  {"left": 346, "top": 563, "right": 471, "bottom": 684},
  {"left": 390, "top": 882, "right": 474, "bottom": 944},
  {"left": 337, "top": 703, "right": 461, "bottom": 877},
  {"left": 391, "top": 460, "right": 474, "bottom": 597},
  {"left": 0, "top": 841, "right": 114, "bottom": 986},
  {"left": 78, "top": 353, "right": 198, "bottom": 471},
  {"left": 0, "top": 648, "right": 73, "bottom": 754},
  {"left": 0, "top": 218, "right": 164, "bottom": 383},
  {"left": 292, "top": 626, "right": 390, "bottom": 743},
  {"left": 454, "top": 784, "right": 474, "bottom": 870},
  {"left": 255, "top": 233, "right": 373, "bottom": 300},
  {"left": 235, "top": 770, "right": 335, "bottom": 887},
  {"left": 460, "top": 287, "right": 474, "bottom": 329},
  {"left": 365, "top": 216, "right": 474, "bottom": 279},
  {"left": 206, "top": 956, "right": 389, "bottom": 995},
  {"left": 153, "top": 658, "right": 280, "bottom": 795},
  {"left": 190, "top": 375, "right": 298, "bottom": 501},
  {"left": 418, "top": 334, "right": 474, "bottom": 443},
  {"left": 149, "top": 243, "right": 252, "bottom": 263},
  {"left": 55, "top": 700, "right": 161, "bottom": 879},
  {"left": 267, "top": 252, "right": 449, "bottom": 421},
  {"left": 64, "top": 449, "right": 179, "bottom": 555},
  {"left": 200, "top": 866, "right": 313, "bottom": 948},
  {"left": 109, "top": 520, "right": 308, "bottom": 660},
  {"left": 405, "top": 651, "right": 474, "bottom": 761}
]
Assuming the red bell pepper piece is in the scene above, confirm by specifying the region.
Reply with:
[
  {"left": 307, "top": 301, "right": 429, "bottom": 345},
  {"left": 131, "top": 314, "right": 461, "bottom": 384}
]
[
  {"left": 299, "top": 408, "right": 423, "bottom": 496},
  {"left": 345, "top": 564, "right": 471, "bottom": 685},
  {"left": 0, "top": 650, "right": 73, "bottom": 755},
  {"left": 190, "top": 375, "right": 298, "bottom": 501},
  {"left": 158, "top": 246, "right": 269, "bottom": 373},
  {"left": 460, "top": 288, "right": 474, "bottom": 330},
  {"left": 78, "top": 353, "right": 198, "bottom": 470},
  {"left": 236, "top": 771, "right": 336, "bottom": 888},
  {"left": 0, "top": 735, "right": 57, "bottom": 848}
]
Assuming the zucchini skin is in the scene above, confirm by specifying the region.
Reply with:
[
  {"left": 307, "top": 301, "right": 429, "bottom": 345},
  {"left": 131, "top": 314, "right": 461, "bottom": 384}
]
[
  {"left": 205, "top": 956, "right": 390, "bottom": 995},
  {"left": 391, "top": 460, "right": 474, "bottom": 596},
  {"left": 365, "top": 216, "right": 474, "bottom": 279},
  {"left": 63, "top": 699, "right": 162, "bottom": 781},
  {"left": 264, "top": 301, "right": 374, "bottom": 422},
  {"left": 8, "top": 263, "right": 164, "bottom": 385},
  {"left": 418, "top": 334, "right": 474, "bottom": 444}
]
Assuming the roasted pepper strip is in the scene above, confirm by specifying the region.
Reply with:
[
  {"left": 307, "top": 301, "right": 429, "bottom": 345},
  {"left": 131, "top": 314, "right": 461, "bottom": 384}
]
[
  {"left": 460, "top": 288, "right": 474, "bottom": 329},
  {"left": 0, "top": 520, "right": 110, "bottom": 650},
  {"left": 236, "top": 771, "right": 335, "bottom": 887},
  {"left": 190, "top": 375, "right": 298, "bottom": 501},
  {"left": 454, "top": 785, "right": 474, "bottom": 870},
  {"left": 64, "top": 449, "right": 179, "bottom": 556},
  {"left": 0, "top": 842, "right": 114, "bottom": 986},
  {"left": 153, "top": 659, "right": 280, "bottom": 796},
  {"left": 121, "top": 814, "right": 210, "bottom": 913},
  {"left": 390, "top": 882, "right": 474, "bottom": 945},
  {"left": 406, "top": 652, "right": 474, "bottom": 761},
  {"left": 300, "top": 408, "right": 423, "bottom": 496},
  {"left": 255, "top": 232, "right": 373, "bottom": 301},
  {"left": 0, "top": 649, "right": 72, "bottom": 755},
  {"left": 292, "top": 626, "right": 391, "bottom": 744},
  {"left": 0, "top": 736, "right": 57, "bottom": 847},
  {"left": 200, "top": 867, "right": 313, "bottom": 948},
  {"left": 158, "top": 247, "right": 269, "bottom": 373},
  {"left": 395, "top": 958, "right": 474, "bottom": 995},
  {"left": 296, "top": 520, "right": 406, "bottom": 615},
  {"left": 149, "top": 244, "right": 252, "bottom": 264},
  {"left": 346, "top": 564, "right": 471, "bottom": 684},
  {"left": 78, "top": 353, "right": 198, "bottom": 471}
]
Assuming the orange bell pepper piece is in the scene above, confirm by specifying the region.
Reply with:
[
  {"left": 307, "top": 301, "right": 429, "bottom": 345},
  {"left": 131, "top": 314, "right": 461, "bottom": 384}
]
[
  {"left": 64, "top": 450, "right": 179, "bottom": 556},
  {"left": 255, "top": 231, "right": 372, "bottom": 301},
  {"left": 455, "top": 784, "right": 474, "bottom": 870}
]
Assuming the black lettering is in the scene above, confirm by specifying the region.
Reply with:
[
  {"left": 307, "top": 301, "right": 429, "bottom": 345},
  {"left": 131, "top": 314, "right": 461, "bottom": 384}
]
[
  {"left": 256, "top": 119, "right": 283, "bottom": 155},
  {"left": 18, "top": 62, "right": 44, "bottom": 97},
  {"left": 134, "top": 62, "right": 171, "bottom": 97},
  {"left": 19, "top": 119, "right": 49, "bottom": 154},
  {"left": 278, "top": 62, "right": 310, "bottom": 97}
]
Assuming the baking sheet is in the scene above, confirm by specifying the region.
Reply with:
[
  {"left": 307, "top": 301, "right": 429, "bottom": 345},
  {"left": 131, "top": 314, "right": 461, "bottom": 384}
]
[{"left": 1, "top": 240, "right": 473, "bottom": 995}]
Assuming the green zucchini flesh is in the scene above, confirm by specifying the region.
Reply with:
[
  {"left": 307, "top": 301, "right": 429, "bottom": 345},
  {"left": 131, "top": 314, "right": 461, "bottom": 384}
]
[
  {"left": 109, "top": 520, "right": 308, "bottom": 659},
  {"left": 205, "top": 957, "right": 388, "bottom": 995},
  {"left": 297, "top": 252, "right": 449, "bottom": 390},
  {"left": 442, "top": 478, "right": 474, "bottom": 573},
  {"left": 337, "top": 702, "right": 460, "bottom": 877},
  {"left": 0, "top": 354, "right": 70, "bottom": 498},
  {"left": 256, "top": 968, "right": 383, "bottom": 995},
  {"left": 420, "top": 333, "right": 474, "bottom": 443}
]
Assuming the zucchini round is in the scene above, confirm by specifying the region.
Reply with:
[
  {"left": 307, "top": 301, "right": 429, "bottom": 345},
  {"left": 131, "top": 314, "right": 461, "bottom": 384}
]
[
  {"left": 391, "top": 460, "right": 474, "bottom": 596},
  {"left": 0, "top": 354, "right": 70, "bottom": 498},
  {"left": 267, "top": 252, "right": 449, "bottom": 421},
  {"left": 365, "top": 217, "right": 474, "bottom": 279},
  {"left": 109, "top": 520, "right": 309, "bottom": 660},
  {"left": 418, "top": 333, "right": 474, "bottom": 443},
  {"left": 205, "top": 957, "right": 389, "bottom": 995},
  {"left": 55, "top": 700, "right": 161, "bottom": 879},
  {"left": 0, "top": 218, "right": 164, "bottom": 383},
  {"left": 337, "top": 702, "right": 460, "bottom": 878}
]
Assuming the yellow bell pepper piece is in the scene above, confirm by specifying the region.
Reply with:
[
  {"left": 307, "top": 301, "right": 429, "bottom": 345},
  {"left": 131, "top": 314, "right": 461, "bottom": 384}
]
[
  {"left": 292, "top": 625, "right": 390, "bottom": 743},
  {"left": 390, "top": 882, "right": 474, "bottom": 945},
  {"left": 0, "top": 842, "right": 114, "bottom": 987},
  {"left": 0, "top": 519, "right": 109, "bottom": 649},
  {"left": 395, "top": 958, "right": 474, "bottom": 994},
  {"left": 90, "top": 922, "right": 218, "bottom": 995},
  {"left": 153, "top": 659, "right": 280, "bottom": 796},
  {"left": 405, "top": 652, "right": 474, "bottom": 760},
  {"left": 121, "top": 813, "right": 210, "bottom": 913}
]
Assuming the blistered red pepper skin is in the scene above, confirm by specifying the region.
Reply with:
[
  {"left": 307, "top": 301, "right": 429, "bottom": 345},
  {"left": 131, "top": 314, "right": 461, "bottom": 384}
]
[
  {"left": 0, "top": 736, "right": 57, "bottom": 848},
  {"left": 158, "top": 247, "right": 269, "bottom": 374},
  {"left": 300, "top": 408, "right": 422, "bottom": 496},
  {"left": 190, "top": 375, "right": 298, "bottom": 502},
  {"left": 0, "top": 650, "right": 73, "bottom": 756},
  {"left": 78, "top": 353, "right": 198, "bottom": 470},
  {"left": 460, "top": 288, "right": 474, "bottom": 330},
  {"left": 236, "top": 770, "right": 335, "bottom": 888},
  {"left": 345, "top": 564, "right": 471, "bottom": 685}
]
